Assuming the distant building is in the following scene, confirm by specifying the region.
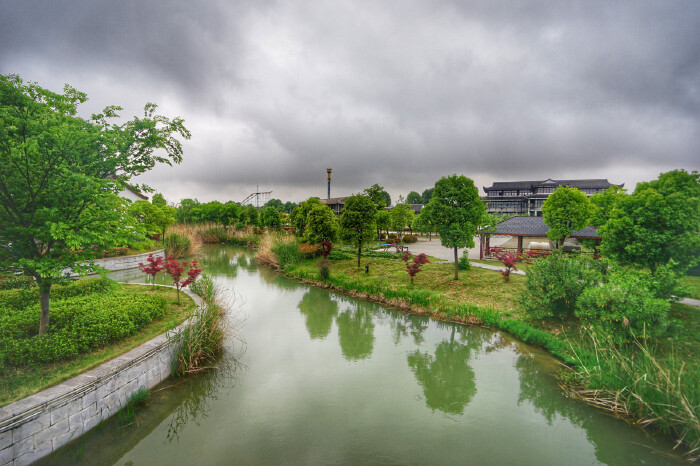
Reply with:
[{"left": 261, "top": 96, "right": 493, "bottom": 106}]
[
  {"left": 320, "top": 197, "right": 347, "bottom": 215},
  {"left": 482, "top": 178, "right": 622, "bottom": 216},
  {"left": 119, "top": 184, "right": 149, "bottom": 202}
]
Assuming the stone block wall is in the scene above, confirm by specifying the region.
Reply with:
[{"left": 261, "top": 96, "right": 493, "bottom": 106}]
[
  {"left": 0, "top": 288, "right": 199, "bottom": 466},
  {"left": 65, "top": 249, "right": 166, "bottom": 277}
]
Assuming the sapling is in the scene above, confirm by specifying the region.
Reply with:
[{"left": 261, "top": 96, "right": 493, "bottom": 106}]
[
  {"left": 138, "top": 254, "right": 165, "bottom": 289},
  {"left": 164, "top": 256, "right": 202, "bottom": 304}
]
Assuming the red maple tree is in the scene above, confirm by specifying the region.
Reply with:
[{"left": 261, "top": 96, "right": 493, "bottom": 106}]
[
  {"left": 138, "top": 254, "right": 165, "bottom": 289},
  {"left": 164, "top": 256, "right": 202, "bottom": 304}
]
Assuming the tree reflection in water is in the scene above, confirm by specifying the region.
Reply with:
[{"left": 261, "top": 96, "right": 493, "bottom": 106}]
[
  {"left": 297, "top": 288, "right": 339, "bottom": 339},
  {"left": 408, "top": 324, "right": 485, "bottom": 415},
  {"left": 389, "top": 312, "right": 429, "bottom": 346},
  {"left": 198, "top": 245, "right": 239, "bottom": 278},
  {"left": 336, "top": 302, "right": 375, "bottom": 361}
]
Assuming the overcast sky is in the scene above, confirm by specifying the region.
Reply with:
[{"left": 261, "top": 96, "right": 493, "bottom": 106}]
[{"left": 1, "top": 0, "right": 698, "bottom": 204}]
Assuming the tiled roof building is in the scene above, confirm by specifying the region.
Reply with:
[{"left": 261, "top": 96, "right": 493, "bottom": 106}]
[{"left": 482, "top": 178, "right": 623, "bottom": 216}]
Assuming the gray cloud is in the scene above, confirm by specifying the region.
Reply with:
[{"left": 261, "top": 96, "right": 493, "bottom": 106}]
[{"left": 1, "top": 0, "right": 698, "bottom": 203}]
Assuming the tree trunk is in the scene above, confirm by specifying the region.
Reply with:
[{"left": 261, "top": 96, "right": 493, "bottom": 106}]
[
  {"left": 453, "top": 246, "right": 459, "bottom": 280},
  {"left": 357, "top": 240, "right": 362, "bottom": 268},
  {"left": 37, "top": 277, "right": 51, "bottom": 335}
]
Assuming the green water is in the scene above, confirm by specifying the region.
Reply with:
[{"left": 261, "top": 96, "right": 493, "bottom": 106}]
[{"left": 43, "top": 246, "right": 685, "bottom": 465}]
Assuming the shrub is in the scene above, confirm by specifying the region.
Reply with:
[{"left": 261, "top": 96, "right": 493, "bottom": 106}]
[
  {"left": 402, "top": 235, "right": 418, "bottom": 244},
  {"left": 520, "top": 252, "right": 602, "bottom": 319},
  {"left": 457, "top": 251, "right": 471, "bottom": 271},
  {"left": 576, "top": 273, "right": 670, "bottom": 342},
  {"left": 0, "top": 274, "right": 34, "bottom": 290},
  {"left": 271, "top": 240, "right": 302, "bottom": 270},
  {"left": 200, "top": 226, "right": 231, "bottom": 243},
  {"left": 166, "top": 232, "right": 192, "bottom": 258},
  {"left": 99, "top": 247, "right": 128, "bottom": 258},
  {"left": 298, "top": 243, "right": 320, "bottom": 259}
]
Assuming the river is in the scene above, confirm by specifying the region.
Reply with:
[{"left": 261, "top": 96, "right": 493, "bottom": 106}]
[{"left": 41, "top": 245, "right": 685, "bottom": 465}]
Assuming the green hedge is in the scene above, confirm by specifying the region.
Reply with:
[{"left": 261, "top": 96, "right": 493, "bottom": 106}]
[
  {"left": 0, "top": 277, "right": 116, "bottom": 312},
  {"left": 0, "top": 290, "right": 166, "bottom": 366}
]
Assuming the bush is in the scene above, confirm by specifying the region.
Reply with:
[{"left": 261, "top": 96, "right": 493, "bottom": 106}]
[
  {"left": 298, "top": 243, "right": 320, "bottom": 259},
  {"left": 271, "top": 241, "right": 302, "bottom": 270},
  {"left": 167, "top": 233, "right": 192, "bottom": 258},
  {"left": 200, "top": 226, "right": 230, "bottom": 243},
  {"left": 576, "top": 274, "right": 670, "bottom": 342},
  {"left": 458, "top": 251, "right": 471, "bottom": 270},
  {"left": 0, "top": 277, "right": 116, "bottom": 312},
  {"left": 520, "top": 252, "right": 603, "bottom": 319},
  {"left": 0, "top": 274, "right": 34, "bottom": 290},
  {"left": 402, "top": 235, "right": 418, "bottom": 244},
  {"left": 99, "top": 247, "right": 128, "bottom": 258}
]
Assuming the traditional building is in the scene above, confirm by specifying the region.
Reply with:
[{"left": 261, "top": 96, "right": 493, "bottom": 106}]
[
  {"left": 482, "top": 178, "right": 622, "bottom": 216},
  {"left": 320, "top": 197, "right": 347, "bottom": 215}
]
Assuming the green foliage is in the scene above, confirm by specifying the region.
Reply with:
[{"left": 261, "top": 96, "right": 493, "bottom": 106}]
[
  {"left": 424, "top": 174, "right": 484, "bottom": 279},
  {"left": 151, "top": 193, "right": 167, "bottom": 206},
  {"left": 291, "top": 197, "right": 322, "bottom": 235},
  {"left": 589, "top": 185, "right": 626, "bottom": 227},
  {"left": 0, "top": 74, "right": 190, "bottom": 335},
  {"left": 271, "top": 241, "right": 302, "bottom": 270},
  {"left": 339, "top": 194, "right": 378, "bottom": 267},
  {"left": 176, "top": 198, "right": 200, "bottom": 224},
  {"left": 406, "top": 191, "right": 422, "bottom": 204},
  {"left": 600, "top": 169, "right": 700, "bottom": 273},
  {"left": 200, "top": 226, "right": 230, "bottom": 243},
  {"left": 129, "top": 199, "right": 176, "bottom": 241},
  {"left": 0, "top": 273, "right": 34, "bottom": 290},
  {"left": 421, "top": 188, "right": 434, "bottom": 204},
  {"left": 458, "top": 251, "right": 471, "bottom": 270},
  {"left": 576, "top": 273, "right": 670, "bottom": 342},
  {"left": 390, "top": 204, "right": 414, "bottom": 239},
  {"left": 189, "top": 273, "right": 216, "bottom": 303},
  {"left": 0, "top": 291, "right": 166, "bottom": 366},
  {"left": 542, "top": 186, "right": 591, "bottom": 246},
  {"left": 261, "top": 206, "right": 282, "bottom": 230},
  {"left": 364, "top": 184, "right": 391, "bottom": 208},
  {"left": 520, "top": 253, "right": 603, "bottom": 319},
  {"left": 166, "top": 233, "right": 192, "bottom": 258},
  {"left": 304, "top": 204, "right": 339, "bottom": 243},
  {"left": 375, "top": 210, "right": 391, "bottom": 235},
  {"left": 402, "top": 234, "right": 418, "bottom": 244}
]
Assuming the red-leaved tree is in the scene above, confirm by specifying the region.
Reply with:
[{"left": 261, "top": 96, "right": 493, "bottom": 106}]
[
  {"left": 164, "top": 256, "right": 202, "bottom": 304},
  {"left": 490, "top": 247, "right": 533, "bottom": 281},
  {"left": 320, "top": 240, "right": 333, "bottom": 259},
  {"left": 403, "top": 252, "right": 430, "bottom": 284},
  {"left": 138, "top": 254, "right": 165, "bottom": 289}
]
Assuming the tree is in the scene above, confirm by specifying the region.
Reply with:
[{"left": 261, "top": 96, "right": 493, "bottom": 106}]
[
  {"left": 282, "top": 201, "right": 298, "bottom": 214},
  {"left": 424, "top": 175, "right": 484, "bottom": 280},
  {"left": 476, "top": 212, "right": 505, "bottom": 259},
  {"left": 264, "top": 198, "right": 284, "bottom": 211},
  {"left": 339, "top": 194, "right": 377, "bottom": 267},
  {"left": 0, "top": 74, "right": 190, "bottom": 334},
  {"left": 421, "top": 188, "right": 434, "bottom": 204},
  {"left": 152, "top": 193, "right": 167, "bottom": 207},
  {"left": 220, "top": 202, "right": 240, "bottom": 228},
  {"left": 364, "top": 183, "right": 391, "bottom": 208},
  {"left": 241, "top": 204, "right": 260, "bottom": 226},
  {"left": 163, "top": 257, "right": 202, "bottom": 304},
  {"left": 589, "top": 185, "right": 626, "bottom": 227},
  {"left": 390, "top": 203, "right": 414, "bottom": 240},
  {"left": 406, "top": 191, "right": 422, "bottom": 204},
  {"left": 600, "top": 169, "right": 700, "bottom": 273},
  {"left": 376, "top": 209, "right": 391, "bottom": 239},
  {"left": 291, "top": 197, "right": 322, "bottom": 236},
  {"left": 176, "top": 198, "right": 199, "bottom": 223},
  {"left": 412, "top": 210, "right": 437, "bottom": 241},
  {"left": 542, "top": 186, "right": 591, "bottom": 247},
  {"left": 129, "top": 199, "right": 176, "bottom": 243},
  {"left": 305, "top": 204, "right": 339, "bottom": 243},
  {"left": 261, "top": 206, "right": 282, "bottom": 230}
]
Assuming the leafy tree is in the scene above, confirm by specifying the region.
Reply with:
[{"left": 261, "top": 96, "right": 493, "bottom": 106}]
[
  {"left": 282, "top": 201, "right": 298, "bottom": 214},
  {"left": 406, "top": 191, "right": 422, "bottom": 204},
  {"left": 291, "top": 197, "right": 322, "bottom": 236},
  {"left": 421, "top": 188, "right": 434, "bottom": 204},
  {"left": 542, "top": 186, "right": 591, "bottom": 247},
  {"left": 264, "top": 198, "right": 284, "bottom": 211},
  {"left": 477, "top": 212, "right": 505, "bottom": 258},
  {"left": 176, "top": 198, "right": 199, "bottom": 223},
  {"left": 240, "top": 204, "right": 260, "bottom": 226},
  {"left": 220, "top": 202, "right": 240, "bottom": 228},
  {"left": 305, "top": 204, "right": 339, "bottom": 243},
  {"left": 589, "top": 185, "right": 626, "bottom": 227},
  {"left": 390, "top": 203, "right": 414, "bottom": 240},
  {"left": 339, "top": 194, "right": 377, "bottom": 267},
  {"left": 0, "top": 74, "right": 189, "bottom": 334},
  {"left": 152, "top": 193, "right": 167, "bottom": 207},
  {"left": 376, "top": 209, "right": 391, "bottom": 239},
  {"left": 261, "top": 206, "right": 282, "bottom": 230},
  {"left": 600, "top": 169, "right": 700, "bottom": 273},
  {"left": 424, "top": 175, "right": 484, "bottom": 280},
  {"left": 412, "top": 211, "right": 436, "bottom": 241},
  {"left": 129, "top": 200, "right": 176, "bottom": 243},
  {"left": 364, "top": 183, "right": 391, "bottom": 208}
]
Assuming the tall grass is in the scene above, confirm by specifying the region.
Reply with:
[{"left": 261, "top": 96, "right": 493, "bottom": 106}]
[
  {"left": 169, "top": 274, "right": 231, "bottom": 376},
  {"left": 256, "top": 233, "right": 299, "bottom": 270},
  {"left": 565, "top": 329, "right": 700, "bottom": 460},
  {"left": 168, "top": 223, "right": 258, "bottom": 247}
]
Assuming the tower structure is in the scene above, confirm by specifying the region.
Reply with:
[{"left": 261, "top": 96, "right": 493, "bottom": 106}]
[{"left": 327, "top": 168, "right": 332, "bottom": 199}]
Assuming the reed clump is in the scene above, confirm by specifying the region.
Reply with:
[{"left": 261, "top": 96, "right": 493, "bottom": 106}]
[
  {"left": 169, "top": 274, "right": 232, "bottom": 376},
  {"left": 255, "top": 232, "right": 299, "bottom": 270},
  {"left": 165, "top": 224, "right": 202, "bottom": 257}
]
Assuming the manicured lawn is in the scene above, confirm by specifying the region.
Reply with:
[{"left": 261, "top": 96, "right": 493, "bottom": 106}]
[{"left": 0, "top": 285, "right": 195, "bottom": 407}]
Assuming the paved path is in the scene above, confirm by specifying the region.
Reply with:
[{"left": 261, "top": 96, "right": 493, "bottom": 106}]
[
  {"left": 406, "top": 237, "right": 526, "bottom": 276},
  {"left": 681, "top": 297, "right": 700, "bottom": 307}
]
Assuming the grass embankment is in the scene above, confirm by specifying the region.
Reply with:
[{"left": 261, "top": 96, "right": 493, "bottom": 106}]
[
  {"left": 0, "top": 284, "right": 195, "bottom": 407},
  {"left": 681, "top": 275, "right": 700, "bottom": 300},
  {"left": 258, "top": 236, "right": 700, "bottom": 458}
]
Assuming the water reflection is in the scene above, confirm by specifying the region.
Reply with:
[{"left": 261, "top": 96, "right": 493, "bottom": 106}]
[
  {"left": 198, "top": 245, "right": 239, "bottom": 278},
  {"left": 336, "top": 301, "right": 375, "bottom": 361},
  {"left": 389, "top": 312, "right": 429, "bottom": 346},
  {"left": 407, "top": 325, "right": 483, "bottom": 415},
  {"left": 297, "top": 288, "right": 338, "bottom": 339}
]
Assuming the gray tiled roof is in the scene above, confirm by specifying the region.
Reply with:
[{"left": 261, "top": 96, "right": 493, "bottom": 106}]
[
  {"left": 484, "top": 179, "right": 621, "bottom": 192},
  {"left": 493, "top": 216, "right": 600, "bottom": 238}
]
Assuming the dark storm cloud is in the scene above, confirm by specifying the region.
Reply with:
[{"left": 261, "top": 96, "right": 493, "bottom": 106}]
[{"left": 1, "top": 0, "right": 698, "bottom": 202}]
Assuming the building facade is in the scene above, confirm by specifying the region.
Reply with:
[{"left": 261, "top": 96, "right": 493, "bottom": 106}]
[{"left": 483, "top": 179, "right": 622, "bottom": 216}]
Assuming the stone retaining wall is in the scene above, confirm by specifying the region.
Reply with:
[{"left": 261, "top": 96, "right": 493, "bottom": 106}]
[
  {"left": 65, "top": 249, "right": 166, "bottom": 277},
  {"left": 0, "top": 288, "right": 199, "bottom": 466}
]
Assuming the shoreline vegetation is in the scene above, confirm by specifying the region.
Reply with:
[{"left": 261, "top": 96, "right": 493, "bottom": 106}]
[{"left": 255, "top": 233, "right": 699, "bottom": 461}]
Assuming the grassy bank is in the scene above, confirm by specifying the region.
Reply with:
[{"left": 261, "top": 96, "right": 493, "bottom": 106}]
[
  {"left": 0, "top": 284, "right": 195, "bottom": 406},
  {"left": 258, "top": 235, "right": 700, "bottom": 459}
]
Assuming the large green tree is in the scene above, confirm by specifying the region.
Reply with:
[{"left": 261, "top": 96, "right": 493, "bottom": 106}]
[
  {"left": 364, "top": 183, "right": 391, "bottom": 208},
  {"left": 589, "top": 185, "right": 626, "bottom": 227},
  {"left": 600, "top": 169, "right": 700, "bottom": 273},
  {"left": 406, "top": 191, "right": 422, "bottom": 204},
  {"left": 542, "top": 186, "right": 591, "bottom": 247},
  {"left": 305, "top": 203, "right": 339, "bottom": 243},
  {"left": 261, "top": 206, "right": 282, "bottom": 230},
  {"left": 421, "top": 188, "right": 434, "bottom": 204},
  {"left": 390, "top": 203, "right": 414, "bottom": 240},
  {"left": 291, "top": 197, "right": 322, "bottom": 236},
  {"left": 376, "top": 209, "right": 391, "bottom": 239},
  {"left": 0, "top": 74, "right": 190, "bottom": 334},
  {"left": 129, "top": 199, "right": 176, "bottom": 243},
  {"left": 339, "top": 194, "right": 377, "bottom": 267},
  {"left": 425, "top": 175, "right": 484, "bottom": 280}
]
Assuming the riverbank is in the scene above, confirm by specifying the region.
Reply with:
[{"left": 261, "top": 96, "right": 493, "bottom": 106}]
[{"left": 262, "top": 245, "right": 698, "bottom": 461}]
